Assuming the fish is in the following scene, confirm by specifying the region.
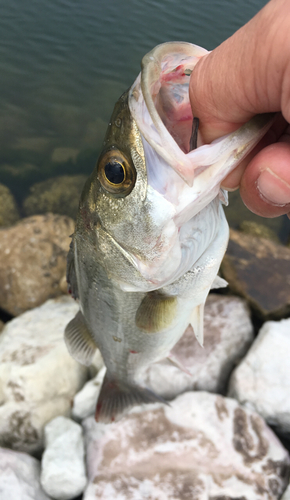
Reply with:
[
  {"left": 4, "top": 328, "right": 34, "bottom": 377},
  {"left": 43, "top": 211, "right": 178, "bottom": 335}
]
[{"left": 65, "top": 41, "right": 273, "bottom": 423}]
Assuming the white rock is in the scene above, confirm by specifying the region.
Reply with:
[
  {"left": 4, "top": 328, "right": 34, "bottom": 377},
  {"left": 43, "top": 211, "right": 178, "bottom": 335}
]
[
  {"left": 143, "top": 294, "right": 253, "bottom": 399},
  {"left": 0, "top": 296, "right": 88, "bottom": 453},
  {"left": 82, "top": 392, "right": 289, "bottom": 499},
  {"left": 72, "top": 367, "right": 106, "bottom": 421},
  {"left": 228, "top": 318, "right": 290, "bottom": 434},
  {"left": 0, "top": 447, "right": 50, "bottom": 500},
  {"left": 41, "top": 416, "right": 86, "bottom": 500},
  {"left": 282, "top": 483, "right": 290, "bottom": 500}
]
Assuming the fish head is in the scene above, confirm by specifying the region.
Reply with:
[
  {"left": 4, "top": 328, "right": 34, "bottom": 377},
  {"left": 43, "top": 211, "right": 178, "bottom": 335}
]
[
  {"left": 76, "top": 42, "right": 274, "bottom": 293},
  {"left": 76, "top": 89, "right": 179, "bottom": 292}
]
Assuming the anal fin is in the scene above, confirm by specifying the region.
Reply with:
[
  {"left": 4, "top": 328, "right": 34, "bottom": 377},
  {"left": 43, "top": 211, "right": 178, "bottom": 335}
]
[
  {"left": 167, "top": 353, "right": 192, "bottom": 376},
  {"left": 64, "top": 310, "right": 97, "bottom": 366},
  {"left": 190, "top": 303, "right": 204, "bottom": 347},
  {"left": 95, "top": 373, "right": 168, "bottom": 424}
]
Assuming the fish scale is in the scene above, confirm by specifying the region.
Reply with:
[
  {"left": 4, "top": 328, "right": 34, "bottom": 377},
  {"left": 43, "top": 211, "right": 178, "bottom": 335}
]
[{"left": 64, "top": 41, "right": 273, "bottom": 423}]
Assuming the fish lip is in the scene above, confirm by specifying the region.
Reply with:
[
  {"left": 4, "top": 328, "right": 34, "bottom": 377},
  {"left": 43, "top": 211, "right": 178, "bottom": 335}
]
[{"left": 129, "top": 42, "right": 209, "bottom": 186}]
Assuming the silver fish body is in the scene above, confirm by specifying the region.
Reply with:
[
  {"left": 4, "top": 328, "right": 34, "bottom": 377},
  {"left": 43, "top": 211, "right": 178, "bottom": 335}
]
[{"left": 65, "top": 42, "right": 273, "bottom": 422}]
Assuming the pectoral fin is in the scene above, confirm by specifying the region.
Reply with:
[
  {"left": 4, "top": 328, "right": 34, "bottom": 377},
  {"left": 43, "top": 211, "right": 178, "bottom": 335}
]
[
  {"left": 64, "top": 310, "right": 97, "bottom": 366},
  {"left": 190, "top": 303, "right": 204, "bottom": 347},
  {"left": 211, "top": 275, "right": 228, "bottom": 289},
  {"left": 135, "top": 291, "right": 177, "bottom": 333}
]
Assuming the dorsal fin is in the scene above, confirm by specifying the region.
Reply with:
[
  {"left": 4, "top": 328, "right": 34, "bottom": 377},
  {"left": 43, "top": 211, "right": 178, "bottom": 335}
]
[{"left": 64, "top": 310, "right": 97, "bottom": 366}]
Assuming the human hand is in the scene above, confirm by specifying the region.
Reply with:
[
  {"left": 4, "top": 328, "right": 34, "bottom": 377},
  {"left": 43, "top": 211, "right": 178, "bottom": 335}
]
[{"left": 189, "top": 0, "right": 290, "bottom": 218}]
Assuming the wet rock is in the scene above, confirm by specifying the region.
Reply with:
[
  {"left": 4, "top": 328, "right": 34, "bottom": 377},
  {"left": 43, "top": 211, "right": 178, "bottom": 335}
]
[
  {"left": 0, "top": 213, "right": 74, "bottom": 316},
  {"left": 282, "top": 483, "right": 290, "bottom": 499},
  {"left": 59, "top": 275, "right": 69, "bottom": 294},
  {"left": 41, "top": 416, "right": 86, "bottom": 500},
  {"left": 81, "top": 118, "right": 107, "bottom": 148},
  {"left": 16, "top": 136, "right": 52, "bottom": 153},
  {"left": 221, "top": 228, "right": 290, "bottom": 319},
  {"left": 72, "top": 367, "right": 106, "bottom": 421},
  {"left": 51, "top": 147, "right": 79, "bottom": 163},
  {"left": 0, "top": 184, "right": 19, "bottom": 227},
  {"left": 23, "top": 175, "right": 86, "bottom": 219},
  {"left": 83, "top": 392, "right": 290, "bottom": 499},
  {"left": 0, "top": 447, "right": 50, "bottom": 500},
  {"left": 143, "top": 294, "right": 253, "bottom": 399},
  {"left": 0, "top": 296, "right": 88, "bottom": 454},
  {"left": 229, "top": 318, "right": 290, "bottom": 436},
  {"left": 240, "top": 220, "right": 280, "bottom": 242}
]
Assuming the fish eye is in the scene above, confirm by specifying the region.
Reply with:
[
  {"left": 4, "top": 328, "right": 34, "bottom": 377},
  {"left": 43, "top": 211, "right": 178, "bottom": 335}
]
[
  {"left": 98, "top": 149, "right": 136, "bottom": 197},
  {"left": 104, "top": 161, "right": 125, "bottom": 185}
]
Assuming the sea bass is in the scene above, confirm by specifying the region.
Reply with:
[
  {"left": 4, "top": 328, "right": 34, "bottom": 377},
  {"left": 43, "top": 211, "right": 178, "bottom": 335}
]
[{"left": 65, "top": 42, "right": 272, "bottom": 423}]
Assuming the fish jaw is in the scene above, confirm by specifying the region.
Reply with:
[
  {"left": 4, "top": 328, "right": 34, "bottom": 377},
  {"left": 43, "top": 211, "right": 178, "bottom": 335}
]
[{"left": 129, "top": 41, "right": 274, "bottom": 187}]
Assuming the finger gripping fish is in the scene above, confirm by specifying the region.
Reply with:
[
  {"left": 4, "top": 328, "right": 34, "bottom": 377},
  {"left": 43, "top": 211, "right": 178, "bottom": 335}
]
[{"left": 65, "top": 42, "right": 273, "bottom": 423}]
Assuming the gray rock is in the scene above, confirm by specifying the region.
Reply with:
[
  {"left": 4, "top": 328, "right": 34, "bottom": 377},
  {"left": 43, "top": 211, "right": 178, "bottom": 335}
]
[
  {"left": 0, "top": 447, "right": 50, "bottom": 500},
  {"left": 41, "top": 416, "right": 86, "bottom": 500},
  {"left": 0, "top": 213, "right": 75, "bottom": 315},
  {"left": 229, "top": 318, "right": 290, "bottom": 435},
  {"left": 51, "top": 147, "right": 79, "bottom": 163},
  {"left": 143, "top": 294, "right": 253, "bottom": 398},
  {"left": 0, "top": 296, "right": 88, "bottom": 453},
  {"left": 23, "top": 175, "right": 87, "bottom": 219},
  {"left": 0, "top": 184, "right": 19, "bottom": 227},
  {"left": 16, "top": 136, "right": 52, "bottom": 153},
  {"left": 282, "top": 483, "right": 290, "bottom": 500},
  {"left": 83, "top": 392, "right": 290, "bottom": 499},
  {"left": 221, "top": 228, "right": 290, "bottom": 319}
]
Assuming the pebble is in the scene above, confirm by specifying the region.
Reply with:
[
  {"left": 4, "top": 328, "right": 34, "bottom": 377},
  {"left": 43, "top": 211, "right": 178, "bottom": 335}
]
[{"left": 41, "top": 416, "right": 87, "bottom": 500}]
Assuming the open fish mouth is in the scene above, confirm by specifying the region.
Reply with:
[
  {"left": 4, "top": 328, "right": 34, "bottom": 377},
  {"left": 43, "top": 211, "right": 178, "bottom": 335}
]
[
  {"left": 129, "top": 41, "right": 274, "bottom": 190},
  {"left": 129, "top": 42, "right": 207, "bottom": 186}
]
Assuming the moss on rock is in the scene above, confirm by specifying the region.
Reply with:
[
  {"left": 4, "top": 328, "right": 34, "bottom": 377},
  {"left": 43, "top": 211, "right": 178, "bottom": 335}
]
[
  {"left": 0, "top": 184, "right": 20, "bottom": 227},
  {"left": 23, "top": 175, "right": 87, "bottom": 219}
]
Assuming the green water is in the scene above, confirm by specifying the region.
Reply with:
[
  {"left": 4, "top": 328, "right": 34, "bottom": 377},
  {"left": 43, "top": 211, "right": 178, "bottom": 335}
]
[{"left": 1, "top": 0, "right": 289, "bottom": 240}]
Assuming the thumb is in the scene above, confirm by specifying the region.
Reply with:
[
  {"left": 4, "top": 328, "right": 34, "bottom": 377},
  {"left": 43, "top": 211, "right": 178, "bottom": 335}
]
[{"left": 189, "top": 0, "right": 289, "bottom": 144}]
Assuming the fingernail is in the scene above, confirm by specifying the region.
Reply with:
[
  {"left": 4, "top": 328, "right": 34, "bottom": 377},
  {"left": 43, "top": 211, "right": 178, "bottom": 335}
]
[
  {"left": 220, "top": 184, "right": 239, "bottom": 192},
  {"left": 256, "top": 168, "right": 290, "bottom": 206}
]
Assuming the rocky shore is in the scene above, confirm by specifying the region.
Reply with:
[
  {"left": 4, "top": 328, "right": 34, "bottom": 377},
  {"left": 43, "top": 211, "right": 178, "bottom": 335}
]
[{"left": 0, "top": 207, "right": 290, "bottom": 499}]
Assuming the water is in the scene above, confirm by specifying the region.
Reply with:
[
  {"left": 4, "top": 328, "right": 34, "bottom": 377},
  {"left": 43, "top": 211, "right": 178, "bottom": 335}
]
[{"left": 1, "top": 0, "right": 289, "bottom": 239}]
